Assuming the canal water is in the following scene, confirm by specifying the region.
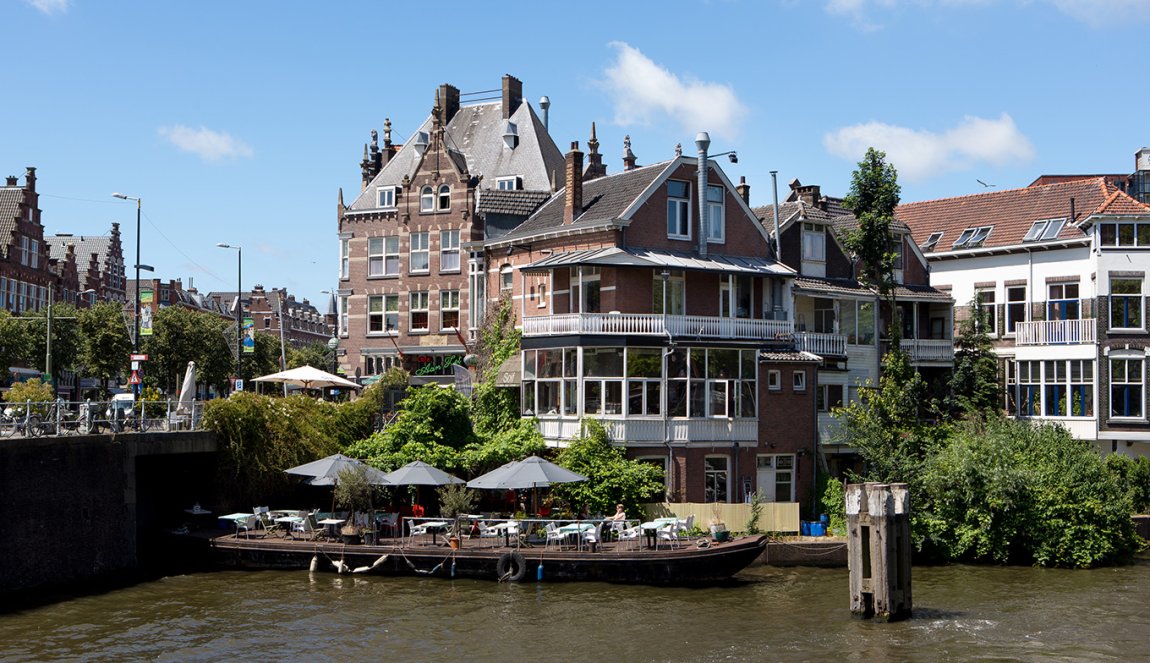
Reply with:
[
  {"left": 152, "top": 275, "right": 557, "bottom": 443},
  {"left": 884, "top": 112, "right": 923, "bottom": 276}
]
[{"left": 2, "top": 559, "right": 1148, "bottom": 662}]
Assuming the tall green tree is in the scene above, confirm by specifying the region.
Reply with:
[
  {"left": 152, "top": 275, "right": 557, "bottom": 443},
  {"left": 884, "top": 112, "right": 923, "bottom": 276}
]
[
  {"left": 0, "top": 311, "right": 34, "bottom": 375},
  {"left": 78, "top": 302, "right": 131, "bottom": 396},
  {"left": 551, "top": 419, "right": 665, "bottom": 519},
  {"left": 946, "top": 297, "right": 1001, "bottom": 416},
  {"left": 146, "top": 306, "right": 231, "bottom": 393},
  {"left": 288, "top": 341, "right": 332, "bottom": 370},
  {"left": 23, "top": 303, "right": 83, "bottom": 386},
  {"left": 842, "top": 147, "right": 902, "bottom": 342}
]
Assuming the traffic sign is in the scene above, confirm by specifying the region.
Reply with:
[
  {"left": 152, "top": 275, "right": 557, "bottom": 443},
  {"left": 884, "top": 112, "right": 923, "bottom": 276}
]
[
  {"left": 129, "top": 371, "right": 141, "bottom": 385},
  {"left": 130, "top": 354, "right": 148, "bottom": 361}
]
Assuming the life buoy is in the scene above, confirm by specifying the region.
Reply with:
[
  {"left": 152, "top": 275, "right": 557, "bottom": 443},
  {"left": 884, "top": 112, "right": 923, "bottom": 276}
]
[{"left": 496, "top": 551, "right": 528, "bottom": 582}]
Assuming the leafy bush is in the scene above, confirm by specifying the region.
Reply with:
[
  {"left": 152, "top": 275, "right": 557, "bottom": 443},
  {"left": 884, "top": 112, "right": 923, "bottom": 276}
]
[
  {"left": 820, "top": 477, "right": 847, "bottom": 536},
  {"left": 1105, "top": 454, "right": 1150, "bottom": 514},
  {"left": 551, "top": 419, "right": 665, "bottom": 519},
  {"left": 3, "top": 378, "right": 53, "bottom": 415}
]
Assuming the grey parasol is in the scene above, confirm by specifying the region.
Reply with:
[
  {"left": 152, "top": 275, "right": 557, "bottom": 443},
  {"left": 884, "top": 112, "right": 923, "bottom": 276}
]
[{"left": 381, "top": 460, "right": 464, "bottom": 486}]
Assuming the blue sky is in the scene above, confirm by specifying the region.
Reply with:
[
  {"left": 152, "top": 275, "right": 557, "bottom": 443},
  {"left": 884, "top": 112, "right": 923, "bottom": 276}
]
[{"left": 5, "top": 0, "right": 1148, "bottom": 308}]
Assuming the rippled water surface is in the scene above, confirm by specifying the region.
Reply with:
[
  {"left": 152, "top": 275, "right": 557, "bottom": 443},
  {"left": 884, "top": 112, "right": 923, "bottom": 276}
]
[{"left": 3, "top": 559, "right": 1149, "bottom": 662}]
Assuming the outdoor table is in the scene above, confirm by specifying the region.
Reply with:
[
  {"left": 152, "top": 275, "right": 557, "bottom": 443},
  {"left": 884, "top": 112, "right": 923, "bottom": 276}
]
[
  {"left": 317, "top": 518, "right": 346, "bottom": 539},
  {"left": 415, "top": 520, "right": 449, "bottom": 545},
  {"left": 556, "top": 522, "right": 596, "bottom": 550},
  {"left": 640, "top": 518, "right": 678, "bottom": 549},
  {"left": 275, "top": 515, "right": 303, "bottom": 538},
  {"left": 488, "top": 521, "right": 520, "bottom": 547},
  {"left": 220, "top": 512, "right": 253, "bottom": 538}
]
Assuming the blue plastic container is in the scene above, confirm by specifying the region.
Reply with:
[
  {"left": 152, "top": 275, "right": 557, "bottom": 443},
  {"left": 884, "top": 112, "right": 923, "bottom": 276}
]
[
  {"left": 810, "top": 522, "right": 826, "bottom": 537},
  {"left": 819, "top": 514, "right": 829, "bottom": 525},
  {"left": 800, "top": 521, "right": 811, "bottom": 536}
]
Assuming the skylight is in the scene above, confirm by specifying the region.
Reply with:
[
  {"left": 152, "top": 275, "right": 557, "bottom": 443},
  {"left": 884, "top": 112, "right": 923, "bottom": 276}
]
[
  {"left": 1023, "top": 218, "right": 1066, "bottom": 242},
  {"left": 922, "top": 231, "right": 943, "bottom": 251},
  {"left": 953, "top": 225, "right": 993, "bottom": 248}
]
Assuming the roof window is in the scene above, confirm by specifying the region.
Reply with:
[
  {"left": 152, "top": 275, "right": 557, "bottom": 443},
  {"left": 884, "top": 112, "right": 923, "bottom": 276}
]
[
  {"left": 953, "top": 225, "right": 993, "bottom": 248},
  {"left": 1023, "top": 218, "right": 1065, "bottom": 242},
  {"left": 922, "top": 231, "right": 943, "bottom": 251}
]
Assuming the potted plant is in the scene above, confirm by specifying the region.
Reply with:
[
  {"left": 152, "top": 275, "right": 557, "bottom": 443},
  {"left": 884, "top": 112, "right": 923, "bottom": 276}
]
[
  {"left": 709, "top": 503, "right": 730, "bottom": 542},
  {"left": 334, "top": 465, "right": 378, "bottom": 545},
  {"left": 438, "top": 483, "right": 478, "bottom": 549}
]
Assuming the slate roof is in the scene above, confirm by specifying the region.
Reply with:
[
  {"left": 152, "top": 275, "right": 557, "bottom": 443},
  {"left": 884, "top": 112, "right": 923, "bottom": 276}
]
[
  {"left": 476, "top": 189, "right": 552, "bottom": 216},
  {"left": 896, "top": 178, "right": 1150, "bottom": 254},
  {"left": 753, "top": 198, "right": 909, "bottom": 234},
  {"left": 496, "top": 160, "right": 673, "bottom": 243},
  {"left": 45, "top": 233, "right": 114, "bottom": 264},
  {"left": 0, "top": 185, "right": 26, "bottom": 246},
  {"left": 347, "top": 101, "right": 563, "bottom": 212}
]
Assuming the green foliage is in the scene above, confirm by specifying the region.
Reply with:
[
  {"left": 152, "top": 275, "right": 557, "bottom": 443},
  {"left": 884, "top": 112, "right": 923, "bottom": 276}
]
[
  {"left": 745, "top": 491, "right": 764, "bottom": 535},
  {"left": 462, "top": 417, "right": 547, "bottom": 476},
  {"left": 21, "top": 303, "right": 83, "bottom": 385},
  {"left": 438, "top": 483, "right": 479, "bottom": 538},
  {"left": 551, "top": 419, "right": 665, "bottom": 519},
  {"left": 947, "top": 297, "right": 1002, "bottom": 416},
  {"left": 78, "top": 303, "right": 131, "bottom": 397},
  {"left": 820, "top": 476, "right": 847, "bottom": 536},
  {"left": 147, "top": 306, "right": 231, "bottom": 393},
  {"left": 842, "top": 147, "right": 901, "bottom": 301},
  {"left": 140, "top": 385, "right": 167, "bottom": 418},
  {"left": 3, "top": 378, "right": 53, "bottom": 414},
  {"left": 917, "top": 417, "right": 1144, "bottom": 567},
  {"left": 471, "top": 381, "right": 519, "bottom": 437},
  {"left": 1105, "top": 454, "right": 1150, "bottom": 514},
  {"left": 288, "top": 342, "right": 333, "bottom": 371},
  {"left": 0, "top": 311, "right": 34, "bottom": 373},
  {"left": 345, "top": 385, "right": 476, "bottom": 473},
  {"left": 333, "top": 465, "right": 379, "bottom": 520},
  {"left": 474, "top": 295, "right": 521, "bottom": 386}
]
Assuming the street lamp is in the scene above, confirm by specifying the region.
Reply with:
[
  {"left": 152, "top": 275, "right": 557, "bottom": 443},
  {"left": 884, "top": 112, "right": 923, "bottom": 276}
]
[
  {"left": 327, "top": 336, "right": 339, "bottom": 374},
  {"left": 112, "top": 192, "right": 143, "bottom": 398},
  {"left": 217, "top": 243, "right": 243, "bottom": 385}
]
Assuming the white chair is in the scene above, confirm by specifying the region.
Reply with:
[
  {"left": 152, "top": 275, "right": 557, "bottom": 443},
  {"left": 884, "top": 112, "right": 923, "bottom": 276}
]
[
  {"left": 291, "top": 515, "right": 318, "bottom": 541},
  {"left": 617, "top": 524, "right": 641, "bottom": 551},
  {"left": 657, "top": 522, "right": 681, "bottom": 550},
  {"left": 544, "top": 523, "right": 566, "bottom": 550},
  {"left": 236, "top": 515, "right": 260, "bottom": 539}
]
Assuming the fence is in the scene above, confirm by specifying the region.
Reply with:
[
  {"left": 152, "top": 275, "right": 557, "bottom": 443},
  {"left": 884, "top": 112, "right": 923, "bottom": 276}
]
[
  {"left": 642, "top": 501, "right": 800, "bottom": 534},
  {"left": 0, "top": 399, "right": 206, "bottom": 438}
]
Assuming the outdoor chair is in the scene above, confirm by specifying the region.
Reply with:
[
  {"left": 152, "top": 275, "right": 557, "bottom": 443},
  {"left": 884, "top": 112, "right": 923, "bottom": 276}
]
[
  {"left": 657, "top": 522, "right": 681, "bottom": 550},
  {"left": 617, "top": 524, "right": 641, "bottom": 551},
  {"left": 291, "top": 514, "right": 319, "bottom": 541},
  {"left": 379, "top": 512, "right": 400, "bottom": 538},
  {"left": 582, "top": 522, "right": 603, "bottom": 552},
  {"left": 544, "top": 522, "right": 565, "bottom": 550},
  {"left": 236, "top": 515, "right": 260, "bottom": 539}
]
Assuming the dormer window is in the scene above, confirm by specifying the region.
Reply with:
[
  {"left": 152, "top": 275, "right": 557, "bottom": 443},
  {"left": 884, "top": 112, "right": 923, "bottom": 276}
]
[
  {"left": 413, "top": 131, "right": 429, "bottom": 156},
  {"left": 502, "top": 121, "right": 519, "bottom": 150},
  {"left": 953, "top": 225, "right": 993, "bottom": 248},
  {"left": 1023, "top": 218, "right": 1065, "bottom": 242},
  {"left": 802, "top": 223, "right": 825, "bottom": 261},
  {"left": 497, "top": 176, "right": 522, "bottom": 191},
  {"left": 922, "top": 232, "right": 943, "bottom": 251},
  {"left": 420, "top": 186, "right": 434, "bottom": 213},
  {"left": 377, "top": 187, "right": 396, "bottom": 209}
]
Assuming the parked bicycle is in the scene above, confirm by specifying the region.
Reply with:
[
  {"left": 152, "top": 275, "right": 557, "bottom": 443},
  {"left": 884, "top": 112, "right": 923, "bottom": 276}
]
[{"left": 0, "top": 404, "right": 43, "bottom": 438}]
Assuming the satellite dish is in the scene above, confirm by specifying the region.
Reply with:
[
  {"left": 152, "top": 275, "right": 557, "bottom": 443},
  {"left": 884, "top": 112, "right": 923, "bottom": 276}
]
[{"left": 452, "top": 364, "right": 473, "bottom": 398}]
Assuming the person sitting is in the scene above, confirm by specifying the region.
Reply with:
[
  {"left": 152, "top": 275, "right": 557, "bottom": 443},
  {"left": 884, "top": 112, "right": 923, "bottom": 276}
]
[{"left": 610, "top": 504, "right": 626, "bottom": 521}]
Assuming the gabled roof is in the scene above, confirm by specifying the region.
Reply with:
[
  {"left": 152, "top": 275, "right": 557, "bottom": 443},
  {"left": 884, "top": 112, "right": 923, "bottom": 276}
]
[
  {"left": 45, "top": 233, "right": 115, "bottom": 265},
  {"left": 897, "top": 178, "right": 1150, "bottom": 254},
  {"left": 0, "top": 185, "right": 26, "bottom": 246},
  {"left": 347, "top": 101, "right": 563, "bottom": 212}
]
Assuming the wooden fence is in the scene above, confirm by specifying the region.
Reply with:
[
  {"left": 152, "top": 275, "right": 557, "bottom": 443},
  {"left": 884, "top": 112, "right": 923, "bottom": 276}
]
[{"left": 641, "top": 501, "right": 800, "bottom": 533}]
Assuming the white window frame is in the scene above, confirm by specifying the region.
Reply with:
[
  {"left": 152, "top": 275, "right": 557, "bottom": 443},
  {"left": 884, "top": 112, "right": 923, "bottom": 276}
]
[
  {"left": 368, "top": 294, "right": 399, "bottom": 334},
  {"left": 705, "top": 185, "right": 725, "bottom": 243},
  {"left": 767, "top": 370, "right": 781, "bottom": 391},
  {"left": 439, "top": 230, "right": 460, "bottom": 273},
  {"left": 437, "top": 184, "right": 451, "bottom": 211},
  {"left": 338, "top": 294, "right": 349, "bottom": 336},
  {"left": 500, "top": 264, "right": 513, "bottom": 291},
  {"left": 792, "top": 370, "right": 806, "bottom": 392},
  {"left": 340, "top": 238, "right": 350, "bottom": 279},
  {"left": 409, "top": 232, "right": 430, "bottom": 274},
  {"left": 757, "top": 454, "right": 795, "bottom": 503},
  {"left": 497, "top": 176, "right": 521, "bottom": 191},
  {"left": 666, "top": 180, "right": 691, "bottom": 240},
  {"left": 420, "top": 186, "right": 434, "bottom": 213},
  {"left": 410, "top": 291, "right": 429, "bottom": 332},
  {"left": 1005, "top": 285, "right": 1026, "bottom": 334},
  {"left": 704, "top": 456, "right": 730, "bottom": 503},
  {"left": 976, "top": 288, "right": 997, "bottom": 335},
  {"left": 440, "top": 290, "right": 460, "bottom": 330},
  {"left": 802, "top": 223, "right": 825, "bottom": 261},
  {"left": 377, "top": 186, "right": 396, "bottom": 209}
]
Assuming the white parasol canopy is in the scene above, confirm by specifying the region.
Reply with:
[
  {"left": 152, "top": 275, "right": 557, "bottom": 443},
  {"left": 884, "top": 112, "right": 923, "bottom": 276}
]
[
  {"left": 252, "top": 365, "right": 360, "bottom": 390},
  {"left": 176, "top": 361, "right": 196, "bottom": 414}
]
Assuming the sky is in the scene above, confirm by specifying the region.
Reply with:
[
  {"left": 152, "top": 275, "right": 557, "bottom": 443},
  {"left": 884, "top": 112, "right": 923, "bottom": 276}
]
[{"left": 5, "top": 0, "right": 1149, "bottom": 308}]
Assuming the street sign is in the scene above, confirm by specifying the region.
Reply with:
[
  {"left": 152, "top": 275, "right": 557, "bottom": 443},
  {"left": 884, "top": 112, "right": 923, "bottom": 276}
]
[
  {"left": 234, "top": 379, "right": 244, "bottom": 392},
  {"left": 129, "top": 371, "right": 141, "bottom": 385},
  {"left": 130, "top": 354, "right": 148, "bottom": 361},
  {"left": 131, "top": 361, "right": 139, "bottom": 371}
]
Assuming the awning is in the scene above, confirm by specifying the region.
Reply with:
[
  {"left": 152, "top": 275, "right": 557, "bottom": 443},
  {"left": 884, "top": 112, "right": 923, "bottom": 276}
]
[{"left": 520, "top": 247, "right": 795, "bottom": 277}]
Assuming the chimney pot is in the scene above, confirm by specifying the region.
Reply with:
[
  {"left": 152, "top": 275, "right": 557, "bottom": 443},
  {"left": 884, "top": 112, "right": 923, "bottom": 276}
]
[{"left": 736, "top": 176, "right": 751, "bottom": 206}]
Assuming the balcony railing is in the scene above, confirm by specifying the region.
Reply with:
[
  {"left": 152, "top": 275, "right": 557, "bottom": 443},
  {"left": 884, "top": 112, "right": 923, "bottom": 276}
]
[
  {"left": 1014, "top": 318, "right": 1096, "bottom": 346},
  {"left": 900, "top": 338, "right": 954, "bottom": 363},
  {"left": 534, "top": 417, "right": 758, "bottom": 444},
  {"left": 522, "top": 313, "right": 793, "bottom": 342},
  {"left": 794, "top": 331, "right": 847, "bottom": 357}
]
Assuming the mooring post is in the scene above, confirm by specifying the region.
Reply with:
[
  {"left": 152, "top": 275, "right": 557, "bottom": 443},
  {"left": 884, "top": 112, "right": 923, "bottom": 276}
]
[{"left": 846, "top": 482, "right": 911, "bottom": 622}]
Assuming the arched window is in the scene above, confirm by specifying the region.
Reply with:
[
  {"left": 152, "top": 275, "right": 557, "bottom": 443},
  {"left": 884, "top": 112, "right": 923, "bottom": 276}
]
[
  {"left": 438, "top": 184, "right": 451, "bottom": 211},
  {"left": 420, "top": 186, "right": 434, "bottom": 212}
]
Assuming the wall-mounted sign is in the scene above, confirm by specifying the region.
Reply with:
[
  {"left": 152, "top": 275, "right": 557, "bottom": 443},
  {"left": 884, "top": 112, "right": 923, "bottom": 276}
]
[{"left": 408, "top": 354, "right": 465, "bottom": 377}]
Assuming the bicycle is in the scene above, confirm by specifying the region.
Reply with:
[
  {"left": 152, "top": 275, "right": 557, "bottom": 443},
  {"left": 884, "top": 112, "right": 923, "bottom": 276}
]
[{"left": 0, "top": 405, "right": 43, "bottom": 438}]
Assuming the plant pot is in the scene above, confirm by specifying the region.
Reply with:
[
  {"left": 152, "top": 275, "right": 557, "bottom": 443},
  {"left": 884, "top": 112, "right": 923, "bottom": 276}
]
[
  {"left": 710, "top": 524, "right": 729, "bottom": 542},
  {"left": 341, "top": 533, "right": 361, "bottom": 545},
  {"left": 449, "top": 536, "right": 460, "bottom": 550}
]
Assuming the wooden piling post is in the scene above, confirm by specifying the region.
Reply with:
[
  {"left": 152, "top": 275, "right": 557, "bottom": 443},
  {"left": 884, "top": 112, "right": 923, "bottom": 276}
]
[{"left": 846, "top": 482, "right": 911, "bottom": 622}]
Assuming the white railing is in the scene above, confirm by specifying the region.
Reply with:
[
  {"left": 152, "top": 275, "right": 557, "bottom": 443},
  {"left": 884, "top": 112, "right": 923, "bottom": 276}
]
[
  {"left": 900, "top": 338, "right": 954, "bottom": 362},
  {"left": 522, "top": 313, "right": 793, "bottom": 341},
  {"left": 535, "top": 417, "right": 758, "bottom": 444},
  {"left": 1014, "top": 318, "right": 1096, "bottom": 346},
  {"left": 794, "top": 332, "right": 847, "bottom": 356}
]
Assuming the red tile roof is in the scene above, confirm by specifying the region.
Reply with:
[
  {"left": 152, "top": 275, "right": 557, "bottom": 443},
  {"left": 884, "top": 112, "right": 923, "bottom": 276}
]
[{"left": 896, "top": 178, "right": 1150, "bottom": 253}]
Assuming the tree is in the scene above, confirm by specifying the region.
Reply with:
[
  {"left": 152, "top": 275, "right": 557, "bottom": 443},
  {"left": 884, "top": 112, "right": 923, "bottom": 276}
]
[
  {"left": 78, "top": 302, "right": 131, "bottom": 397},
  {"left": 946, "top": 297, "right": 1001, "bottom": 416},
  {"left": 146, "top": 307, "right": 231, "bottom": 393},
  {"left": 842, "top": 147, "right": 902, "bottom": 342},
  {"left": 345, "top": 384, "right": 476, "bottom": 473},
  {"left": 22, "top": 303, "right": 83, "bottom": 386},
  {"left": 551, "top": 419, "right": 665, "bottom": 520},
  {"left": 0, "top": 311, "right": 34, "bottom": 375},
  {"left": 288, "top": 341, "right": 332, "bottom": 370}
]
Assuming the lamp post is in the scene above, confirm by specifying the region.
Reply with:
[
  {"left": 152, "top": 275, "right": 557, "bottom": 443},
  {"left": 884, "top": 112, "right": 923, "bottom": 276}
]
[
  {"left": 217, "top": 243, "right": 243, "bottom": 386},
  {"left": 112, "top": 193, "right": 143, "bottom": 398},
  {"left": 327, "top": 335, "right": 339, "bottom": 374}
]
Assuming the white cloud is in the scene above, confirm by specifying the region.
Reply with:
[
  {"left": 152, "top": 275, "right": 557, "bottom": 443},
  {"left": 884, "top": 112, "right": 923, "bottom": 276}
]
[
  {"left": 25, "top": 0, "right": 69, "bottom": 15},
  {"left": 1047, "top": 0, "right": 1150, "bottom": 26},
  {"left": 158, "top": 125, "right": 254, "bottom": 161},
  {"left": 602, "top": 42, "right": 748, "bottom": 141},
  {"left": 823, "top": 113, "right": 1034, "bottom": 182}
]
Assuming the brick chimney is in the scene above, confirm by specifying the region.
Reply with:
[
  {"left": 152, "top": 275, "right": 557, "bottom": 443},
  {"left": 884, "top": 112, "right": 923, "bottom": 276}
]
[
  {"left": 736, "top": 176, "right": 750, "bottom": 205},
  {"left": 24, "top": 167, "right": 36, "bottom": 192},
  {"left": 438, "top": 83, "right": 460, "bottom": 125},
  {"left": 583, "top": 122, "right": 607, "bottom": 182},
  {"left": 502, "top": 74, "right": 523, "bottom": 119},
  {"left": 622, "top": 135, "right": 637, "bottom": 171},
  {"left": 797, "top": 183, "right": 821, "bottom": 207},
  {"left": 5, "top": 176, "right": 16, "bottom": 186},
  {"left": 564, "top": 141, "right": 584, "bottom": 225}
]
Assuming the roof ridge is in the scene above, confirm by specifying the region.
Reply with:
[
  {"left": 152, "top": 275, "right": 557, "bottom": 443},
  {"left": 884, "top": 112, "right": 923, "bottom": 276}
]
[{"left": 898, "top": 176, "right": 1109, "bottom": 209}]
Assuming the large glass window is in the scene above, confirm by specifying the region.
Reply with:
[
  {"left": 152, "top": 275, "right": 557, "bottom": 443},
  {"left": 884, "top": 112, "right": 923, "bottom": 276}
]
[
  {"left": 814, "top": 298, "right": 835, "bottom": 333},
  {"left": 368, "top": 294, "right": 399, "bottom": 333},
  {"left": 440, "top": 290, "right": 459, "bottom": 330},
  {"left": 977, "top": 289, "right": 997, "bottom": 334},
  {"left": 410, "top": 291, "right": 429, "bottom": 331},
  {"left": 802, "top": 223, "right": 825, "bottom": 261},
  {"left": 627, "top": 348, "right": 662, "bottom": 416},
  {"left": 706, "top": 185, "right": 724, "bottom": 242},
  {"left": 1047, "top": 283, "right": 1079, "bottom": 320},
  {"left": 1111, "top": 358, "right": 1143, "bottom": 418},
  {"left": 1009, "top": 359, "right": 1093, "bottom": 417},
  {"left": 1006, "top": 285, "right": 1026, "bottom": 333},
  {"left": 1110, "top": 278, "right": 1142, "bottom": 329},
  {"left": 1099, "top": 222, "right": 1150, "bottom": 247},
  {"left": 570, "top": 267, "right": 601, "bottom": 313},
  {"left": 666, "top": 180, "right": 690, "bottom": 239},
  {"left": 439, "top": 230, "right": 460, "bottom": 273},
  {"left": 368, "top": 236, "right": 400, "bottom": 277},
  {"left": 410, "top": 232, "right": 430, "bottom": 274},
  {"left": 705, "top": 457, "right": 729, "bottom": 503}
]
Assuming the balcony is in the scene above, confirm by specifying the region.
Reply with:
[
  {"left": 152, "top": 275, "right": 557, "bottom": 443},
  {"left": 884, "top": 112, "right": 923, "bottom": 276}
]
[
  {"left": 900, "top": 338, "right": 954, "bottom": 363},
  {"left": 535, "top": 417, "right": 758, "bottom": 445},
  {"left": 794, "top": 331, "right": 847, "bottom": 357},
  {"left": 522, "top": 313, "right": 793, "bottom": 342},
  {"left": 1014, "top": 319, "right": 1096, "bottom": 346}
]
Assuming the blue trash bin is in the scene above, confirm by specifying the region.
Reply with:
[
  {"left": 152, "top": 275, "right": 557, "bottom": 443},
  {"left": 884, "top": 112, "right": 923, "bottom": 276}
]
[
  {"left": 810, "top": 522, "right": 826, "bottom": 537},
  {"left": 820, "top": 513, "right": 829, "bottom": 525},
  {"left": 800, "top": 521, "right": 811, "bottom": 536}
]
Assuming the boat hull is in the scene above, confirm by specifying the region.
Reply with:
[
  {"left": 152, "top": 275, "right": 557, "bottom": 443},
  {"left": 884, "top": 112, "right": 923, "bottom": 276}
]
[{"left": 208, "top": 535, "right": 767, "bottom": 585}]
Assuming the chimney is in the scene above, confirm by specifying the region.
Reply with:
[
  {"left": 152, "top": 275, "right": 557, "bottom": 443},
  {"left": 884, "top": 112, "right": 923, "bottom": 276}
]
[
  {"left": 5, "top": 176, "right": 16, "bottom": 186},
  {"left": 438, "top": 83, "right": 460, "bottom": 125},
  {"left": 583, "top": 122, "right": 607, "bottom": 181},
  {"left": 24, "top": 167, "right": 36, "bottom": 192},
  {"left": 696, "top": 132, "right": 710, "bottom": 257},
  {"left": 539, "top": 96, "right": 551, "bottom": 132},
  {"left": 622, "top": 135, "right": 637, "bottom": 171},
  {"left": 502, "top": 74, "right": 523, "bottom": 119},
  {"left": 798, "top": 184, "right": 821, "bottom": 207},
  {"left": 564, "top": 141, "right": 584, "bottom": 225},
  {"left": 736, "top": 176, "right": 750, "bottom": 205}
]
